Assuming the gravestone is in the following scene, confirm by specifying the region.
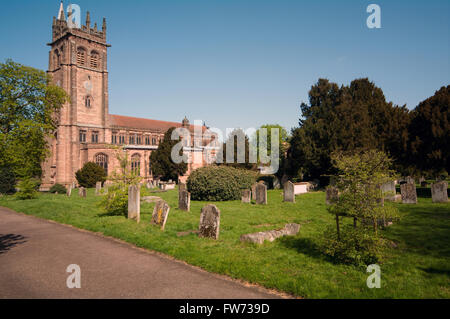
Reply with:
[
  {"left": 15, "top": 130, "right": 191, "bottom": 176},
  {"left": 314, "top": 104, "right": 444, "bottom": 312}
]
[
  {"left": 179, "top": 182, "right": 187, "bottom": 192},
  {"left": 255, "top": 183, "right": 267, "bottom": 205},
  {"left": 178, "top": 190, "right": 191, "bottom": 211},
  {"left": 78, "top": 187, "right": 86, "bottom": 198},
  {"left": 283, "top": 181, "right": 295, "bottom": 203},
  {"left": 72, "top": 182, "right": 77, "bottom": 189},
  {"left": 381, "top": 181, "right": 396, "bottom": 196},
  {"left": 128, "top": 185, "right": 141, "bottom": 222},
  {"left": 431, "top": 181, "right": 448, "bottom": 203},
  {"left": 241, "top": 190, "right": 251, "bottom": 203},
  {"left": 240, "top": 224, "right": 301, "bottom": 244},
  {"left": 67, "top": 185, "right": 72, "bottom": 197},
  {"left": 151, "top": 200, "right": 170, "bottom": 230},
  {"left": 400, "top": 183, "right": 417, "bottom": 204},
  {"left": 251, "top": 183, "right": 257, "bottom": 201},
  {"left": 198, "top": 205, "right": 220, "bottom": 240},
  {"left": 326, "top": 186, "right": 338, "bottom": 205},
  {"left": 95, "top": 182, "right": 102, "bottom": 195},
  {"left": 273, "top": 177, "right": 281, "bottom": 190}
]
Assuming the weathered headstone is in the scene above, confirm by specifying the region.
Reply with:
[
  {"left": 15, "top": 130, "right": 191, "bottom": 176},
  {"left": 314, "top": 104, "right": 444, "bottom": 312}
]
[
  {"left": 198, "top": 204, "right": 220, "bottom": 240},
  {"left": 400, "top": 183, "right": 417, "bottom": 204},
  {"left": 241, "top": 189, "right": 251, "bottom": 203},
  {"left": 67, "top": 185, "right": 72, "bottom": 197},
  {"left": 326, "top": 186, "right": 338, "bottom": 205},
  {"left": 381, "top": 181, "right": 396, "bottom": 196},
  {"left": 178, "top": 190, "right": 191, "bottom": 211},
  {"left": 431, "top": 181, "right": 448, "bottom": 203},
  {"left": 78, "top": 187, "right": 86, "bottom": 198},
  {"left": 72, "top": 182, "right": 77, "bottom": 189},
  {"left": 251, "top": 183, "right": 257, "bottom": 201},
  {"left": 95, "top": 182, "right": 102, "bottom": 195},
  {"left": 151, "top": 200, "right": 170, "bottom": 230},
  {"left": 128, "top": 185, "right": 141, "bottom": 222},
  {"left": 179, "top": 182, "right": 187, "bottom": 192},
  {"left": 283, "top": 181, "right": 295, "bottom": 203},
  {"left": 255, "top": 183, "right": 267, "bottom": 205}
]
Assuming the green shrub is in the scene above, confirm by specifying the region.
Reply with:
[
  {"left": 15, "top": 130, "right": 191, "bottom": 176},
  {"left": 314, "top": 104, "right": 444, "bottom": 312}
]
[
  {"left": 15, "top": 178, "right": 38, "bottom": 200},
  {"left": 0, "top": 166, "right": 16, "bottom": 194},
  {"left": 98, "top": 185, "right": 128, "bottom": 216},
  {"left": 187, "top": 166, "right": 257, "bottom": 201},
  {"left": 319, "top": 225, "right": 388, "bottom": 266},
  {"left": 49, "top": 184, "right": 67, "bottom": 194},
  {"left": 75, "top": 162, "right": 106, "bottom": 188}
]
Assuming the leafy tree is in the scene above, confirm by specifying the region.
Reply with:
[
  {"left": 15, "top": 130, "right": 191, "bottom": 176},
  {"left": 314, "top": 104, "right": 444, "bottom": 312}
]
[
  {"left": 15, "top": 178, "right": 38, "bottom": 200},
  {"left": 0, "top": 166, "right": 16, "bottom": 194},
  {"left": 75, "top": 162, "right": 106, "bottom": 188},
  {"left": 254, "top": 124, "right": 289, "bottom": 177},
  {"left": 150, "top": 127, "right": 188, "bottom": 181},
  {"left": 220, "top": 128, "right": 256, "bottom": 170},
  {"left": 409, "top": 86, "right": 450, "bottom": 176},
  {"left": 0, "top": 60, "right": 68, "bottom": 179},
  {"left": 287, "top": 78, "right": 411, "bottom": 180},
  {"left": 320, "top": 150, "right": 400, "bottom": 266}
]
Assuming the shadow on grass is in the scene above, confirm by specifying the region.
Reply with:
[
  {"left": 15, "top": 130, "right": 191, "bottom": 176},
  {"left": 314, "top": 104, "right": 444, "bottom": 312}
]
[
  {"left": 278, "top": 236, "right": 323, "bottom": 259},
  {"left": 0, "top": 234, "right": 27, "bottom": 255},
  {"left": 419, "top": 267, "right": 450, "bottom": 276},
  {"left": 387, "top": 202, "right": 450, "bottom": 258}
]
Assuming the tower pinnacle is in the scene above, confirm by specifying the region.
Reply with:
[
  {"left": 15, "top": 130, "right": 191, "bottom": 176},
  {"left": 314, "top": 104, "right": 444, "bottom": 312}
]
[{"left": 57, "top": 1, "right": 65, "bottom": 21}]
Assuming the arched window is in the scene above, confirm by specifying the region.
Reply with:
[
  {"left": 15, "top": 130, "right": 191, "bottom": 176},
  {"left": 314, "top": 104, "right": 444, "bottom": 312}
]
[
  {"left": 90, "top": 51, "right": 100, "bottom": 69},
  {"left": 77, "top": 47, "right": 86, "bottom": 65},
  {"left": 85, "top": 96, "right": 92, "bottom": 108},
  {"left": 95, "top": 153, "right": 108, "bottom": 176},
  {"left": 131, "top": 154, "right": 141, "bottom": 176}
]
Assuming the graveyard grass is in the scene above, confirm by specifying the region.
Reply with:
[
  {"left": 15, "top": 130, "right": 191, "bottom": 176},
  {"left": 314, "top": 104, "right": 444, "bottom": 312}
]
[{"left": 1, "top": 188, "right": 449, "bottom": 299}]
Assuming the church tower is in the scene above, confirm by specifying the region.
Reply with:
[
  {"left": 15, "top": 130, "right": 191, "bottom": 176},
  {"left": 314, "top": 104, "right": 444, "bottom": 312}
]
[{"left": 42, "top": 2, "right": 110, "bottom": 188}]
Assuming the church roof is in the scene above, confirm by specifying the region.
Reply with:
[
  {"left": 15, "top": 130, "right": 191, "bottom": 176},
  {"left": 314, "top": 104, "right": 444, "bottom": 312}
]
[{"left": 109, "top": 114, "right": 206, "bottom": 133}]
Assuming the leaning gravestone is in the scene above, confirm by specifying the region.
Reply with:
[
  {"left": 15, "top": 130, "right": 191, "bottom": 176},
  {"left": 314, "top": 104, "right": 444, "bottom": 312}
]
[
  {"left": 198, "top": 205, "right": 220, "bottom": 240},
  {"left": 255, "top": 183, "right": 267, "bottom": 205},
  {"left": 95, "top": 182, "right": 102, "bottom": 195},
  {"left": 400, "top": 183, "right": 417, "bottom": 204},
  {"left": 78, "top": 187, "right": 86, "bottom": 198},
  {"left": 251, "top": 183, "right": 257, "bottom": 201},
  {"left": 241, "top": 190, "right": 251, "bottom": 203},
  {"left": 128, "top": 185, "right": 141, "bottom": 222},
  {"left": 431, "top": 181, "right": 448, "bottom": 203},
  {"left": 283, "top": 181, "right": 295, "bottom": 203},
  {"left": 151, "top": 200, "right": 170, "bottom": 230},
  {"left": 178, "top": 190, "right": 191, "bottom": 212},
  {"left": 326, "top": 186, "right": 339, "bottom": 205}
]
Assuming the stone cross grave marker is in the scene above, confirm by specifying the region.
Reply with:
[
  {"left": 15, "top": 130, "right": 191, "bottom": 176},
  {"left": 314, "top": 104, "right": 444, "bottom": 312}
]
[
  {"left": 128, "top": 185, "right": 141, "bottom": 222},
  {"left": 151, "top": 200, "right": 170, "bottom": 230},
  {"left": 198, "top": 205, "right": 220, "bottom": 240}
]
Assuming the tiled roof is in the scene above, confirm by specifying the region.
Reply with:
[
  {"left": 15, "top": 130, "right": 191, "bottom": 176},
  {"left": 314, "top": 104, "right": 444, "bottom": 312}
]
[{"left": 109, "top": 114, "right": 206, "bottom": 133}]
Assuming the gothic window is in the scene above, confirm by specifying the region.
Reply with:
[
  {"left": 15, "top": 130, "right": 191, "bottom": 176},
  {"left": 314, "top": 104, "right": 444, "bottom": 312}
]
[
  {"left": 131, "top": 154, "right": 141, "bottom": 176},
  {"left": 111, "top": 133, "right": 117, "bottom": 144},
  {"left": 85, "top": 96, "right": 92, "bottom": 108},
  {"left": 119, "top": 135, "right": 125, "bottom": 144},
  {"left": 129, "top": 135, "right": 135, "bottom": 145},
  {"left": 79, "top": 130, "right": 86, "bottom": 143},
  {"left": 136, "top": 135, "right": 142, "bottom": 145},
  {"left": 91, "top": 131, "right": 99, "bottom": 143},
  {"left": 145, "top": 136, "right": 150, "bottom": 145},
  {"left": 95, "top": 153, "right": 108, "bottom": 176},
  {"left": 152, "top": 137, "right": 157, "bottom": 145},
  {"left": 90, "top": 51, "right": 99, "bottom": 69},
  {"left": 77, "top": 47, "right": 86, "bottom": 66}
]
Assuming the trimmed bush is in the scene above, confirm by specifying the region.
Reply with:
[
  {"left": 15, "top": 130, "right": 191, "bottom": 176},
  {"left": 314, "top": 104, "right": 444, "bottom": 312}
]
[
  {"left": 75, "top": 162, "right": 106, "bottom": 188},
  {"left": 0, "top": 166, "right": 16, "bottom": 194},
  {"left": 49, "top": 184, "right": 67, "bottom": 195},
  {"left": 187, "top": 166, "right": 257, "bottom": 201}
]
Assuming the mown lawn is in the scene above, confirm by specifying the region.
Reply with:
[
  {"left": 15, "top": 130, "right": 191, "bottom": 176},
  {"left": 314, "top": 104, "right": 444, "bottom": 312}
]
[{"left": 1, "top": 188, "right": 449, "bottom": 298}]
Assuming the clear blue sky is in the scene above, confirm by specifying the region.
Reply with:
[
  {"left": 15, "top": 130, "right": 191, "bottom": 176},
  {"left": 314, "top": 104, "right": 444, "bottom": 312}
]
[{"left": 1, "top": 0, "right": 449, "bottom": 134}]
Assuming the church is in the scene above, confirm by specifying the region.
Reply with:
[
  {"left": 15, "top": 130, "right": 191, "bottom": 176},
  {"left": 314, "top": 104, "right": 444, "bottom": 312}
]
[{"left": 41, "top": 4, "right": 216, "bottom": 190}]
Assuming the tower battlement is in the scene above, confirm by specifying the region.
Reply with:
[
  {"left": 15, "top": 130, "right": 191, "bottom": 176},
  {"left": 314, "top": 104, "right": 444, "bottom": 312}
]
[{"left": 51, "top": 3, "right": 107, "bottom": 44}]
